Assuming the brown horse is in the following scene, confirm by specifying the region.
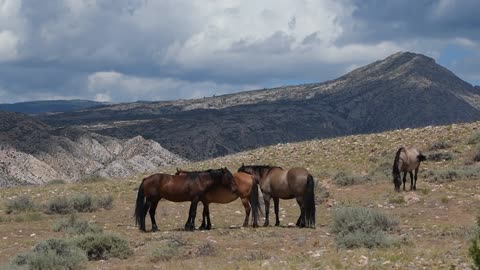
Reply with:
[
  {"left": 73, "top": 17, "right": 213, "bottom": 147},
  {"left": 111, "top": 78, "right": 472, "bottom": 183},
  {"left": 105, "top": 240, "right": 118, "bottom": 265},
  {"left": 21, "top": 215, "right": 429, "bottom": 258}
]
[
  {"left": 134, "top": 168, "right": 237, "bottom": 232},
  {"left": 176, "top": 169, "right": 261, "bottom": 229},
  {"left": 392, "top": 147, "right": 427, "bottom": 192},
  {"left": 238, "top": 164, "right": 316, "bottom": 228}
]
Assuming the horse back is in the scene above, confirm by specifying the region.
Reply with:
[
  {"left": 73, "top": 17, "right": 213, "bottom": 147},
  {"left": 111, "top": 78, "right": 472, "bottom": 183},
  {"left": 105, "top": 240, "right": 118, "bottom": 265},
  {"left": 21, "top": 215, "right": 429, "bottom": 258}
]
[
  {"left": 286, "top": 167, "right": 310, "bottom": 195},
  {"left": 400, "top": 147, "right": 422, "bottom": 172},
  {"left": 143, "top": 173, "right": 205, "bottom": 202}
]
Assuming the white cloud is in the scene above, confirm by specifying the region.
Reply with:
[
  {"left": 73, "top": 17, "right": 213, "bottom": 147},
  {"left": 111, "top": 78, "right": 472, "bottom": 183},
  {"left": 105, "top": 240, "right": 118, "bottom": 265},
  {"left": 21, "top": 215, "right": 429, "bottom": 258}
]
[
  {"left": 0, "top": 0, "right": 479, "bottom": 102},
  {"left": 87, "top": 71, "right": 258, "bottom": 102},
  {"left": 0, "top": 31, "right": 18, "bottom": 61}
]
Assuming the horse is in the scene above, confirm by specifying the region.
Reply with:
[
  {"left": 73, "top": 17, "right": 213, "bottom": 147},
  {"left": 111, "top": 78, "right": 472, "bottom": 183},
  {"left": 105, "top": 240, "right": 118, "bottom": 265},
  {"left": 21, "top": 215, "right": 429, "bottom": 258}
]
[
  {"left": 392, "top": 146, "right": 427, "bottom": 192},
  {"left": 238, "top": 164, "right": 316, "bottom": 228},
  {"left": 175, "top": 168, "right": 261, "bottom": 229},
  {"left": 134, "top": 168, "right": 237, "bottom": 232}
]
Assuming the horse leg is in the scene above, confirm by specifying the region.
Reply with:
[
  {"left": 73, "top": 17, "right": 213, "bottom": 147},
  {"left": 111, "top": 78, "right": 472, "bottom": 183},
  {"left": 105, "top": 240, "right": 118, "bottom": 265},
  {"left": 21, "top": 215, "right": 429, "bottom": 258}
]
[
  {"left": 241, "top": 198, "right": 251, "bottom": 227},
  {"left": 273, "top": 197, "right": 280, "bottom": 226},
  {"left": 185, "top": 199, "right": 199, "bottom": 231},
  {"left": 199, "top": 202, "right": 207, "bottom": 230},
  {"left": 409, "top": 172, "right": 414, "bottom": 191},
  {"left": 141, "top": 200, "right": 151, "bottom": 232},
  {"left": 414, "top": 168, "right": 419, "bottom": 191},
  {"left": 295, "top": 197, "right": 305, "bottom": 228},
  {"left": 263, "top": 193, "right": 271, "bottom": 227},
  {"left": 149, "top": 199, "right": 160, "bottom": 232},
  {"left": 402, "top": 172, "right": 407, "bottom": 191},
  {"left": 204, "top": 203, "right": 212, "bottom": 230}
]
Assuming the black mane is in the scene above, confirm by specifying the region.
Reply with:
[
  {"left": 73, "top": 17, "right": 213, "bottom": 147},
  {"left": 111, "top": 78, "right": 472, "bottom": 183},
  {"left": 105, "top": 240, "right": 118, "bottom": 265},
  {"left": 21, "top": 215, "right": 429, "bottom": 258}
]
[{"left": 176, "top": 168, "right": 229, "bottom": 182}]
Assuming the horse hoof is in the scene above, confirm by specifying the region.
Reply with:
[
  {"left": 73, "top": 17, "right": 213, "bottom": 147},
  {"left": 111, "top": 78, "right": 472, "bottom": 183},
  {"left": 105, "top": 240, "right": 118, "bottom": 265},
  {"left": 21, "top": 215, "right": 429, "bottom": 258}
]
[
  {"left": 252, "top": 224, "right": 259, "bottom": 228},
  {"left": 275, "top": 223, "right": 280, "bottom": 226},
  {"left": 263, "top": 223, "right": 269, "bottom": 227}
]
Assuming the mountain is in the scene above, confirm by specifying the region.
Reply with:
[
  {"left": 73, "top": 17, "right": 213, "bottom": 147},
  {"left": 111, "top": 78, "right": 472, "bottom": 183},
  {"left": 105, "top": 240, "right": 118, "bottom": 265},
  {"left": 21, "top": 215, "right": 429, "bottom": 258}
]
[
  {"left": 0, "top": 112, "right": 186, "bottom": 187},
  {"left": 0, "top": 100, "right": 106, "bottom": 114},
  {"left": 36, "top": 52, "right": 480, "bottom": 160}
]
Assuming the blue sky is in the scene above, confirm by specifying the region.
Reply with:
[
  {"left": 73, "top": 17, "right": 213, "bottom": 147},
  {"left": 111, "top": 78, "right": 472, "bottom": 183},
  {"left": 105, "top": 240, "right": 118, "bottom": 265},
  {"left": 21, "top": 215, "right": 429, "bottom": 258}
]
[{"left": 0, "top": 0, "right": 479, "bottom": 103}]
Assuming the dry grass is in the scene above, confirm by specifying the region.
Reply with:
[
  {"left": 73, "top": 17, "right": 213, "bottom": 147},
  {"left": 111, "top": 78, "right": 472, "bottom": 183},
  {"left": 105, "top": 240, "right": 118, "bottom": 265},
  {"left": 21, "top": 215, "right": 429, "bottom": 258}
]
[{"left": 1, "top": 121, "right": 480, "bottom": 269}]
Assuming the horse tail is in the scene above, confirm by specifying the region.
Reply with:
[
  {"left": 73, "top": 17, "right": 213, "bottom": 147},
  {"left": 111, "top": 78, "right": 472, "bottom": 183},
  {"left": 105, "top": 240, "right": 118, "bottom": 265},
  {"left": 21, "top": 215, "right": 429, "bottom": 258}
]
[
  {"left": 134, "top": 179, "right": 147, "bottom": 231},
  {"left": 304, "top": 174, "right": 316, "bottom": 228},
  {"left": 417, "top": 153, "right": 427, "bottom": 162},
  {"left": 249, "top": 179, "right": 262, "bottom": 224},
  {"left": 392, "top": 147, "right": 404, "bottom": 176}
]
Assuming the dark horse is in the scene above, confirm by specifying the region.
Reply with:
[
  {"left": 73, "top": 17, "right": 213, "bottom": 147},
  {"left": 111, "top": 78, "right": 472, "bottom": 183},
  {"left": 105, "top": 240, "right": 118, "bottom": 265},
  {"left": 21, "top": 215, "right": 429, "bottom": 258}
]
[
  {"left": 176, "top": 169, "right": 261, "bottom": 229},
  {"left": 238, "top": 164, "right": 316, "bottom": 228},
  {"left": 392, "top": 146, "right": 427, "bottom": 192},
  {"left": 134, "top": 168, "right": 237, "bottom": 232}
]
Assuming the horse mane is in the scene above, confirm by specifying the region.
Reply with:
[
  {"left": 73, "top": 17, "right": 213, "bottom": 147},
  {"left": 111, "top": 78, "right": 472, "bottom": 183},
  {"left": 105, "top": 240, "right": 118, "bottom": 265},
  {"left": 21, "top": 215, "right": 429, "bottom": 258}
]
[
  {"left": 177, "top": 168, "right": 227, "bottom": 182},
  {"left": 243, "top": 165, "right": 282, "bottom": 177},
  {"left": 392, "top": 147, "right": 404, "bottom": 177}
]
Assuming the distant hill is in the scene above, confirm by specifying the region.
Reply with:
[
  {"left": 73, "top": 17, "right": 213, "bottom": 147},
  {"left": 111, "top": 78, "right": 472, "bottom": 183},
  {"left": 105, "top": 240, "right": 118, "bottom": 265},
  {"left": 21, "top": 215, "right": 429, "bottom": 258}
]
[
  {"left": 0, "top": 100, "right": 106, "bottom": 114},
  {"left": 0, "top": 112, "right": 185, "bottom": 186},
  {"left": 37, "top": 52, "right": 480, "bottom": 160}
]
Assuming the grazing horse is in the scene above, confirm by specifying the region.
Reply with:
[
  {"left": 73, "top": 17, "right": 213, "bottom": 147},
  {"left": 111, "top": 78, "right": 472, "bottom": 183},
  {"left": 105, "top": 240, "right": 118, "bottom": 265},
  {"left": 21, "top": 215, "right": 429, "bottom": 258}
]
[
  {"left": 134, "top": 168, "right": 237, "bottom": 232},
  {"left": 175, "top": 169, "right": 261, "bottom": 229},
  {"left": 238, "top": 164, "right": 316, "bottom": 228},
  {"left": 392, "top": 147, "right": 427, "bottom": 192}
]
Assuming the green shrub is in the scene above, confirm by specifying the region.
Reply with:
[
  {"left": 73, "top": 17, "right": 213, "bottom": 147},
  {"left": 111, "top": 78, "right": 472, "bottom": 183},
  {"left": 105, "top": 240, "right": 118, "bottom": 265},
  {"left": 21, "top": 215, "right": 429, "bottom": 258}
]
[
  {"left": 95, "top": 195, "right": 114, "bottom": 210},
  {"left": 423, "top": 166, "right": 480, "bottom": 183},
  {"left": 314, "top": 182, "right": 329, "bottom": 204},
  {"left": 469, "top": 217, "right": 480, "bottom": 270},
  {"left": 195, "top": 242, "right": 217, "bottom": 257},
  {"left": 79, "top": 175, "right": 108, "bottom": 184},
  {"left": 5, "top": 195, "right": 37, "bottom": 214},
  {"left": 11, "top": 238, "right": 86, "bottom": 270},
  {"left": 429, "top": 141, "right": 452, "bottom": 151},
  {"left": 47, "top": 179, "right": 66, "bottom": 185},
  {"left": 74, "top": 234, "right": 133, "bottom": 260},
  {"left": 428, "top": 152, "right": 453, "bottom": 162},
  {"left": 44, "top": 197, "right": 75, "bottom": 215},
  {"left": 469, "top": 133, "right": 480, "bottom": 145},
  {"left": 369, "top": 162, "right": 391, "bottom": 180},
  {"left": 72, "top": 193, "right": 96, "bottom": 212},
  {"left": 53, "top": 214, "right": 103, "bottom": 235},
  {"left": 474, "top": 148, "right": 480, "bottom": 162},
  {"left": 334, "top": 171, "right": 372, "bottom": 186},
  {"left": 150, "top": 239, "right": 186, "bottom": 262},
  {"left": 332, "top": 207, "right": 398, "bottom": 249}
]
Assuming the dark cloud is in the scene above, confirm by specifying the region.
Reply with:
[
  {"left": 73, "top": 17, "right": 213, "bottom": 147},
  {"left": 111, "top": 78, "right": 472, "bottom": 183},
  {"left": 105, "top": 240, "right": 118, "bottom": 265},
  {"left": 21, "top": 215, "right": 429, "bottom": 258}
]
[{"left": 0, "top": 0, "right": 479, "bottom": 103}]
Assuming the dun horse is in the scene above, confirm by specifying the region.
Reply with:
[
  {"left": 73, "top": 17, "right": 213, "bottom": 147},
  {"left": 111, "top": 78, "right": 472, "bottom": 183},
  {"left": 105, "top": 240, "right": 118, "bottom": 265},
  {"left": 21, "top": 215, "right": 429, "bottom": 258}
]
[
  {"left": 238, "top": 164, "right": 316, "bottom": 228},
  {"left": 134, "top": 168, "right": 237, "bottom": 232},
  {"left": 392, "top": 147, "right": 427, "bottom": 192},
  {"left": 176, "top": 169, "right": 261, "bottom": 229}
]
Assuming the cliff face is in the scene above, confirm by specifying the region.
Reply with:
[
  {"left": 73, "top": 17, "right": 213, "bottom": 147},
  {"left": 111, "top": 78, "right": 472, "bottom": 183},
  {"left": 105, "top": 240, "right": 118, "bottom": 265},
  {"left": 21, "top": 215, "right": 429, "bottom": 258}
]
[{"left": 0, "top": 112, "right": 185, "bottom": 186}]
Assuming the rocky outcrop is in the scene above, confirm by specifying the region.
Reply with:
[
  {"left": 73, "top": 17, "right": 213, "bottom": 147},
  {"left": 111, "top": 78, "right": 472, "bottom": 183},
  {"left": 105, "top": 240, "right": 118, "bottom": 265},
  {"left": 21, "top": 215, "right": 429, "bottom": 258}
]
[{"left": 0, "top": 113, "right": 186, "bottom": 187}]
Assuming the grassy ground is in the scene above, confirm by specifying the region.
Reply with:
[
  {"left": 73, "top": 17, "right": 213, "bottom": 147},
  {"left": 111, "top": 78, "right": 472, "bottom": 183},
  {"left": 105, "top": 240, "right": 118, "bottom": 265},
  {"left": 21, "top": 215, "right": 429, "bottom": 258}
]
[{"left": 2, "top": 122, "right": 480, "bottom": 269}]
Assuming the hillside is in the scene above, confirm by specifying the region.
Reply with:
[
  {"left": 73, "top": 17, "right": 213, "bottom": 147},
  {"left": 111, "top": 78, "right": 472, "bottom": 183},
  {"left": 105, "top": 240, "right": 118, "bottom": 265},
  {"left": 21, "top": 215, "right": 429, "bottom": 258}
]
[
  {"left": 1, "top": 121, "right": 480, "bottom": 269},
  {"left": 37, "top": 52, "right": 480, "bottom": 160},
  {"left": 0, "top": 112, "right": 185, "bottom": 186},
  {"left": 0, "top": 100, "right": 106, "bottom": 114}
]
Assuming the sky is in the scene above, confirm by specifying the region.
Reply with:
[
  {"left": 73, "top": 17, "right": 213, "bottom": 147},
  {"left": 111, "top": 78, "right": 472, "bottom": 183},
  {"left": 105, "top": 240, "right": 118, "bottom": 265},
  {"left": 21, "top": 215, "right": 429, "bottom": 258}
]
[{"left": 0, "top": 0, "right": 479, "bottom": 103}]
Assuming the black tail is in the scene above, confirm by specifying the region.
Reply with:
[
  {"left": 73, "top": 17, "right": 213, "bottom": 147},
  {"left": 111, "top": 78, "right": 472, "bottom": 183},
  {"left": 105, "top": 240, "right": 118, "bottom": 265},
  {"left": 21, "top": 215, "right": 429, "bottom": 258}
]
[
  {"left": 304, "top": 174, "right": 316, "bottom": 229},
  {"left": 418, "top": 153, "right": 427, "bottom": 162},
  {"left": 134, "top": 180, "right": 147, "bottom": 231},
  {"left": 392, "top": 147, "right": 404, "bottom": 176},
  {"left": 249, "top": 179, "right": 262, "bottom": 227}
]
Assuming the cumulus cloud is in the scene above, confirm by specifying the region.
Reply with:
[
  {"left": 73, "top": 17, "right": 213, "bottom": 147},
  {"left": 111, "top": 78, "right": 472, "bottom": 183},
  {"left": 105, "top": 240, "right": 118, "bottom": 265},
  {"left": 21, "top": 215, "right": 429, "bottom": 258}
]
[{"left": 0, "top": 0, "right": 478, "bottom": 103}]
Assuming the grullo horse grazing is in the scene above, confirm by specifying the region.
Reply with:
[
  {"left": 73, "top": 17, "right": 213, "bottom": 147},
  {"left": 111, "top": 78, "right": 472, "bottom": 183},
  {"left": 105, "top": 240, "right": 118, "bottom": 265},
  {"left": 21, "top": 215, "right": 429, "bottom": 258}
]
[
  {"left": 238, "top": 165, "right": 316, "bottom": 228},
  {"left": 176, "top": 169, "right": 261, "bottom": 229},
  {"left": 392, "top": 147, "right": 427, "bottom": 192},
  {"left": 134, "top": 168, "right": 237, "bottom": 232}
]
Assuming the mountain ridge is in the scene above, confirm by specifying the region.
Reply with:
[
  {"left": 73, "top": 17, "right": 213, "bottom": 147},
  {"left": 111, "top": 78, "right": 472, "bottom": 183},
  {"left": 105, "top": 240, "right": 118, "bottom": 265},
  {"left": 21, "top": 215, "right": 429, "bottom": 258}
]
[{"left": 31, "top": 52, "right": 480, "bottom": 160}]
